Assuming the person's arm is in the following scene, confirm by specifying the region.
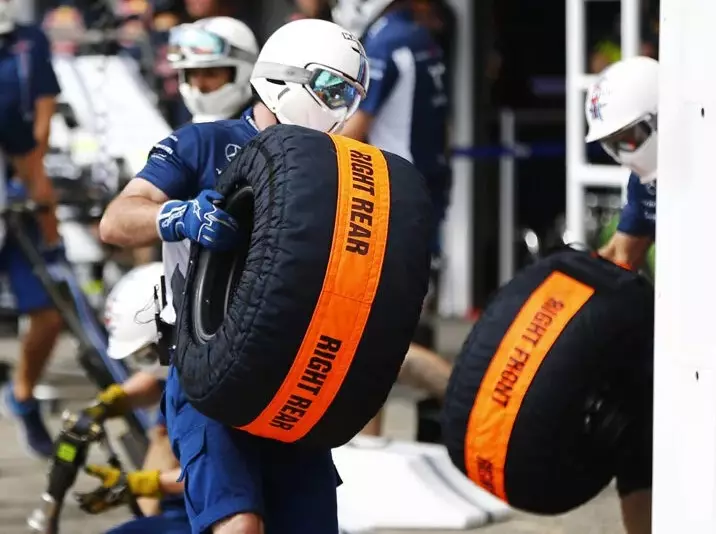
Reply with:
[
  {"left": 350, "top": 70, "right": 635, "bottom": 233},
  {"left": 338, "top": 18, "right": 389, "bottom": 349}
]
[
  {"left": 31, "top": 27, "right": 62, "bottom": 155},
  {"left": 99, "top": 178, "right": 169, "bottom": 248},
  {"left": 598, "top": 232, "right": 653, "bottom": 272},
  {"left": 340, "top": 39, "right": 398, "bottom": 141},
  {"left": 158, "top": 467, "right": 183, "bottom": 495},
  {"left": 83, "top": 372, "right": 163, "bottom": 422},
  {"left": 598, "top": 173, "right": 656, "bottom": 271},
  {"left": 397, "top": 343, "right": 453, "bottom": 399},
  {"left": 99, "top": 125, "right": 199, "bottom": 248},
  {"left": 3, "top": 111, "right": 60, "bottom": 245},
  {"left": 33, "top": 96, "right": 56, "bottom": 155},
  {"left": 11, "top": 148, "right": 60, "bottom": 245},
  {"left": 121, "top": 371, "right": 164, "bottom": 408}
]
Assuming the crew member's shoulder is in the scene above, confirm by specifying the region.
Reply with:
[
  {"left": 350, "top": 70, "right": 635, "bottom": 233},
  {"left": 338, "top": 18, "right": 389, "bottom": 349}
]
[
  {"left": 13, "top": 23, "right": 49, "bottom": 43},
  {"left": 173, "top": 121, "right": 239, "bottom": 141},
  {"left": 364, "top": 12, "right": 427, "bottom": 51},
  {"left": 628, "top": 172, "right": 657, "bottom": 196}
]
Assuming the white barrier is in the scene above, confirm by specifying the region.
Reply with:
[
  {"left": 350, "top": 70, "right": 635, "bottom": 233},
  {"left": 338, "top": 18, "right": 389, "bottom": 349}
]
[{"left": 335, "top": 436, "right": 512, "bottom": 532}]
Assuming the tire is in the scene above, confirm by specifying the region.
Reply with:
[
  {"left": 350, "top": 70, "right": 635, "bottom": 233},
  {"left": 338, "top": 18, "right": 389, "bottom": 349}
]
[
  {"left": 442, "top": 247, "right": 654, "bottom": 514},
  {"left": 174, "top": 124, "right": 434, "bottom": 448}
]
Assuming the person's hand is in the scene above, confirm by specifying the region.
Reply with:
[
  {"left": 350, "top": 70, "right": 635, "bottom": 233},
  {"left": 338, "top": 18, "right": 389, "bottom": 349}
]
[
  {"left": 75, "top": 465, "right": 161, "bottom": 514},
  {"left": 81, "top": 384, "right": 130, "bottom": 423},
  {"left": 156, "top": 190, "right": 239, "bottom": 251}
]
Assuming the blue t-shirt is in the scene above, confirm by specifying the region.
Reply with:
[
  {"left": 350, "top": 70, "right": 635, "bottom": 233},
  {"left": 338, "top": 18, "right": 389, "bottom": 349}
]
[
  {"left": 617, "top": 172, "right": 657, "bottom": 239},
  {"left": 138, "top": 107, "right": 260, "bottom": 199},
  {"left": 0, "top": 24, "right": 61, "bottom": 124},
  {"left": 360, "top": 9, "right": 449, "bottom": 178},
  {"left": 0, "top": 24, "right": 60, "bottom": 180}
]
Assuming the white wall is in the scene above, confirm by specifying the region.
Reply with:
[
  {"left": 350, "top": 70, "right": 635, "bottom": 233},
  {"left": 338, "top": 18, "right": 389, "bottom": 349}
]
[{"left": 653, "top": 0, "right": 716, "bottom": 531}]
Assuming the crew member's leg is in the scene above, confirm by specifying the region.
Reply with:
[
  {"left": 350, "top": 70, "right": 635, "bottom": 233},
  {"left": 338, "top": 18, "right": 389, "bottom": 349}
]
[
  {"left": 620, "top": 490, "right": 651, "bottom": 534},
  {"left": 261, "top": 441, "right": 340, "bottom": 534},
  {"left": 164, "top": 367, "right": 264, "bottom": 534},
  {"left": 0, "top": 236, "right": 63, "bottom": 457},
  {"left": 615, "top": 397, "right": 653, "bottom": 534}
]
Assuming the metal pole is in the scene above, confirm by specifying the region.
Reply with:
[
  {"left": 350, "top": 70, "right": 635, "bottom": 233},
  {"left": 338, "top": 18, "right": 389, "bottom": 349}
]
[
  {"left": 565, "top": 0, "right": 587, "bottom": 244},
  {"left": 621, "top": 0, "right": 641, "bottom": 59},
  {"left": 438, "top": 0, "right": 475, "bottom": 317},
  {"left": 498, "top": 109, "right": 516, "bottom": 285}
]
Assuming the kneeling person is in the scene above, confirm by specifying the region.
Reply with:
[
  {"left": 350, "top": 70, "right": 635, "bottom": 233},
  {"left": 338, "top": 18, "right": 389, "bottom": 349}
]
[{"left": 585, "top": 54, "right": 659, "bottom": 534}]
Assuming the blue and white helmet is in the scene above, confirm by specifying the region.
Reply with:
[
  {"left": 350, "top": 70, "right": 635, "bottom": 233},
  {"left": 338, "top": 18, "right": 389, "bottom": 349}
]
[
  {"left": 104, "top": 262, "right": 170, "bottom": 378},
  {"left": 168, "top": 17, "right": 259, "bottom": 123},
  {"left": 585, "top": 56, "right": 659, "bottom": 183}
]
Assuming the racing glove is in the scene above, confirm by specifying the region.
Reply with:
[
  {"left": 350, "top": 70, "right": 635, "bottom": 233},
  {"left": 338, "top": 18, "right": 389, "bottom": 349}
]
[
  {"left": 82, "top": 384, "right": 130, "bottom": 423},
  {"left": 76, "top": 465, "right": 161, "bottom": 514},
  {"left": 156, "top": 189, "right": 239, "bottom": 251}
]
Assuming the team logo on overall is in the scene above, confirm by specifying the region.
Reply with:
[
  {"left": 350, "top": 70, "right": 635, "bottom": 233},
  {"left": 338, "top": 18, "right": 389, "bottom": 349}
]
[
  {"left": 589, "top": 82, "right": 608, "bottom": 121},
  {"left": 225, "top": 144, "right": 241, "bottom": 162}
]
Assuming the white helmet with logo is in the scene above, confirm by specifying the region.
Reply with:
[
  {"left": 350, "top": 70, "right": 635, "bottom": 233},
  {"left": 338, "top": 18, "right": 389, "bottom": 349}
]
[
  {"left": 585, "top": 56, "right": 659, "bottom": 182},
  {"left": 168, "top": 17, "right": 259, "bottom": 123},
  {"left": 104, "top": 262, "right": 168, "bottom": 376},
  {"left": 0, "top": 0, "right": 15, "bottom": 35},
  {"left": 331, "top": 0, "right": 395, "bottom": 39},
  {"left": 250, "top": 18, "right": 369, "bottom": 134}
]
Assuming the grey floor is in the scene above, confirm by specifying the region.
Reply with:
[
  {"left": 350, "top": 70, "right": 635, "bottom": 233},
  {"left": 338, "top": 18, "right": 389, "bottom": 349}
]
[{"left": 0, "top": 323, "right": 625, "bottom": 534}]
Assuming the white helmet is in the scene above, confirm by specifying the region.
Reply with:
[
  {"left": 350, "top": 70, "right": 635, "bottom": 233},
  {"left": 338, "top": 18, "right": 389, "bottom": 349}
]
[
  {"left": 0, "top": 0, "right": 15, "bottom": 35},
  {"left": 250, "top": 19, "right": 369, "bottom": 134},
  {"left": 168, "top": 17, "right": 259, "bottom": 123},
  {"left": 585, "top": 56, "right": 659, "bottom": 183},
  {"left": 104, "top": 262, "right": 166, "bottom": 375},
  {"left": 331, "top": 0, "right": 395, "bottom": 39}
]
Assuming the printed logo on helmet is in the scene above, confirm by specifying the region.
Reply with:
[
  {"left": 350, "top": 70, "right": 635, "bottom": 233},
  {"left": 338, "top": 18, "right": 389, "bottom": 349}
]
[{"left": 589, "top": 82, "right": 608, "bottom": 121}]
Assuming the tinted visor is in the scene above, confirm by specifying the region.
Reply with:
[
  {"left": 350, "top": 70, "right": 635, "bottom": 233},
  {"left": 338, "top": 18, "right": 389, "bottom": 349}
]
[
  {"left": 168, "top": 24, "right": 229, "bottom": 62},
  {"left": 168, "top": 25, "right": 256, "bottom": 65},
  {"left": 601, "top": 118, "right": 655, "bottom": 155},
  {"left": 252, "top": 61, "right": 367, "bottom": 112},
  {"left": 310, "top": 68, "right": 360, "bottom": 110}
]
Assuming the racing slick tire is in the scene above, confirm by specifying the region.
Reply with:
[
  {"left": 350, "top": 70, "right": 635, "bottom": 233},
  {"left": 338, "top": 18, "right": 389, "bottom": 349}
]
[
  {"left": 442, "top": 247, "right": 654, "bottom": 514},
  {"left": 174, "top": 124, "right": 434, "bottom": 448}
]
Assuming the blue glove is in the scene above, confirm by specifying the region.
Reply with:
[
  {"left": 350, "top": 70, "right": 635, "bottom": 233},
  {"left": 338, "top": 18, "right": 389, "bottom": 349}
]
[{"left": 156, "top": 190, "right": 239, "bottom": 251}]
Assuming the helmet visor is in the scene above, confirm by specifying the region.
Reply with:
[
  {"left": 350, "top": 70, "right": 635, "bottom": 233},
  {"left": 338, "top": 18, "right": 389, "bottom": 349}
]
[
  {"left": 307, "top": 64, "right": 365, "bottom": 112},
  {"left": 252, "top": 61, "right": 367, "bottom": 114},
  {"left": 168, "top": 24, "right": 256, "bottom": 66},
  {"left": 600, "top": 116, "right": 656, "bottom": 157}
]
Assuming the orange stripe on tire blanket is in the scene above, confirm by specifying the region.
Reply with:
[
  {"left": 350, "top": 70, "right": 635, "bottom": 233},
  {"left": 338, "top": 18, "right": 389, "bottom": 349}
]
[{"left": 173, "top": 124, "right": 434, "bottom": 448}]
